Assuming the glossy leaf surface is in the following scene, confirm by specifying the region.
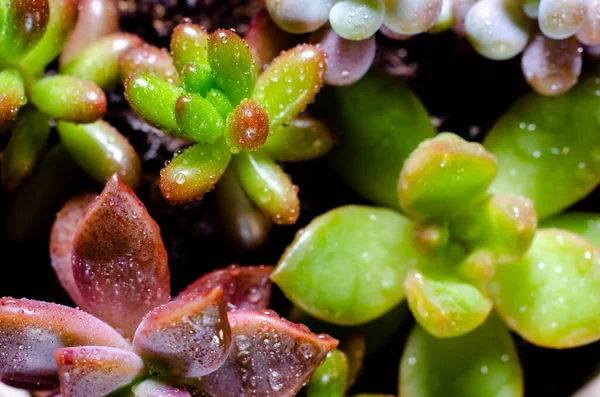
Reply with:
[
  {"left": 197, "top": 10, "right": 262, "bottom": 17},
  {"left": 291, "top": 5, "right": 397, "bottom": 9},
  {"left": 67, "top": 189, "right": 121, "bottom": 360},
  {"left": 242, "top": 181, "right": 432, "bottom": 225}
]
[
  {"left": 273, "top": 205, "right": 422, "bottom": 325},
  {"left": 225, "top": 100, "right": 270, "bottom": 153},
  {"left": 0, "top": 69, "right": 26, "bottom": 129},
  {"left": 541, "top": 212, "right": 600, "bottom": 247},
  {"left": 175, "top": 94, "right": 224, "bottom": 144},
  {"left": 329, "top": 0, "right": 385, "bottom": 40},
  {"left": 132, "top": 379, "right": 191, "bottom": 397},
  {"left": 72, "top": 175, "right": 170, "bottom": 338},
  {"left": 0, "top": 0, "right": 50, "bottom": 62},
  {"left": 305, "top": 350, "right": 349, "bottom": 397},
  {"left": 170, "top": 23, "right": 209, "bottom": 73},
  {"left": 119, "top": 44, "right": 180, "bottom": 85}
]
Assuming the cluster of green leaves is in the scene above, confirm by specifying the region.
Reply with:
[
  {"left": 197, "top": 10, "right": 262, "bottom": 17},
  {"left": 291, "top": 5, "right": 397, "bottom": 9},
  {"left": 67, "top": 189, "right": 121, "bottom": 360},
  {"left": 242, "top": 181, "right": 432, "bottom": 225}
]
[
  {"left": 270, "top": 72, "right": 600, "bottom": 396},
  {"left": 122, "top": 23, "right": 334, "bottom": 227}
]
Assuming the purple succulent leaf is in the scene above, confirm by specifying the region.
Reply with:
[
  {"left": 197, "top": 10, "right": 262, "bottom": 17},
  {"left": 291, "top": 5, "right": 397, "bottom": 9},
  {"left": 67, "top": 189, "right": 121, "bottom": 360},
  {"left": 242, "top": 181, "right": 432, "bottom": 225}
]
[
  {"left": 132, "top": 379, "right": 192, "bottom": 397},
  {"left": 72, "top": 174, "right": 170, "bottom": 338},
  {"left": 55, "top": 346, "right": 144, "bottom": 397},
  {"left": 176, "top": 265, "right": 274, "bottom": 311},
  {"left": 133, "top": 288, "right": 231, "bottom": 380},
  {"left": 195, "top": 310, "right": 338, "bottom": 397},
  {"left": 0, "top": 298, "right": 130, "bottom": 389}
]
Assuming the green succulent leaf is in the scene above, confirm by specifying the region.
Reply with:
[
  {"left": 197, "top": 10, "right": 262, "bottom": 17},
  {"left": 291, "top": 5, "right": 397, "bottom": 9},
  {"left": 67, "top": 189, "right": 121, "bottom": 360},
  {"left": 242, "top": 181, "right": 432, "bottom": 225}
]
[
  {"left": 124, "top": 73, "right": 183, "bottom": 134},
  {"left": 181, "top": 63, "right": 215, "bottom": 96},
  {"left": 329, "top": 0, "right": 385, "bottom": 40},
  {"left": 261, "top": 116, "right": 335, "bottom": 162},
  {"left": 400, "top": 313, "right": 523, "bottom": 397},
  {"left": 2, "top": 106, "right": 50, "bottom": 191},
  {"left": 398, "top": 133, "right": 498, "bottom": 221},
  {"left": 405, "top": 269, "right": 493, "bottom": 338},
  {"left": 0, "top": 69, "right": 26, "bottom": 129},
  {"left": 484, "top": 77, "right": 600, "bottom": 220},
  {"left": 541, "top": 212, "right": 600, "bottom": 247},
  {"left": 0, "top": 0, "right": 49, "bottom": 63},
  {"left": 208, "top": 29, "right": 257, "bottom": 106},
  {"left": 490, "top": 228, "right": 600, "bottom": 348},
  {"left": 231, "top": 151, "right": 299, "bottom": 225},
  {"left": 322, "top": 71, "right": 436, "bottom": 209},
  {"left": 159, "top": 140, "right": 232, "bottom": 203},
  {"left": 57, "top": 120, "right": 142, "bottom": 190},
  {"left": 273, "top": 205, "right": 422, "bottom": 325},
  {"left": 206, "top": 88, "right": 233, "bottom": 118},
  {"left": 175, "top": 93, "right": 225, "bottom": 144},
  {"left": 29, "top": 75, "right": 106, "bottom": 123},
  {"left": 253, "top": 44, "right": 326, "bottom": 131},
  {"left": 306, "top": 350, "right": 349, "bottom": 397},
  {"left": 170, "top": 22, "right": 210, "bottom": 73},
  {"left": 61, "top": 33, "right": 143, "bottom": 90}
]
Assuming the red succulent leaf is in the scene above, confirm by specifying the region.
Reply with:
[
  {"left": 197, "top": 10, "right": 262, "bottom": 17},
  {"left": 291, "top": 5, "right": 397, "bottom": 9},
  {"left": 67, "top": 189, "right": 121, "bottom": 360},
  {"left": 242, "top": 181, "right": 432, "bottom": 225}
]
[
  {"left": 132, "top": 379, "right": 191, "bottom": 397},
  {"left": 50, "top": 193, "right": 98, "bottom": 310},
  {"left": 177, "top": 265, "right": 274, "bottom": 311},
  {"left": 133, "top": 288, "right": 231, "bottom": 380},
  {"left": 196, "top": 310, "right": 338, "bottom": 397},
  {"left": 0, "top": 298, "right": 130, "bottom": 388},
  {"left": 55, "top": 346, "right": 144, "bottom": 397},
  {"left": 72, "top": 174, "right": 170, "bottom": 338}
]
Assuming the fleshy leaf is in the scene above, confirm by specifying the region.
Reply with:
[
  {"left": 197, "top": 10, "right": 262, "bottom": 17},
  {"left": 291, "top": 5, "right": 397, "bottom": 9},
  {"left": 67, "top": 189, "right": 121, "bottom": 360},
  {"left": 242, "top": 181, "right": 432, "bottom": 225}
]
[
  {"left": 272, "top": 205, "right": 422, "bottom": 325},
  {"left": 489, "top": 228, "right": 600, "bottom": 348},
  {"left": 124, "top": 73, "right": 182, "bottom": 133},
  {"left": 329, "top": 0, "right": 385, "bottom": 40},
  {"left": 0, "top": 69, "right": 27, "bottom": 130},
  {"left": 253, "top": 44, "right": 325, "bottom": 131},
  {"left": 244, "top": 9, "right": 300, "bottom": 71},
  {"left": 57, "top": 120, "right": 142, "bottom": 191},
  {"left": 208, "top": 29, "right": 257, "bottom": 106},
  {"left": 398, "top": 132, "right": 498, "bottom": 221},
  {"left": 72, "top": 174, "right": 170, "bottom": 338},
  {"left": 322, "top": 71, "right": 435, "bottom": 209},
  {"left": 181, "top": 63, "right": 215, "bottom": 96},
  {"left": 214, "top": 168, "right": 273, "bottom": 251},
  {"left": 484, "top": 76, "right": 600, "bottom": 220},
  {"left": 19, "top": 0, "right": 78, "bottom": 75},
  {"left": 541, "top": 212, "right": 600, "bottom": 247},
  {"left": 50, "top": 193, "right": 97, "bottom": 310},
  {"left": 399, "top": 313, "right": 523, "bottom": 397},
  {"left": 261, "top": 116, "right": 335, "bottom": 162},
  {"left": 0, "top": 0, "right": 50, "bottom": 62},
  {"left": 196, "top": 310, "right": 338, "bottom": 397},
  {"left": 29, "top": 76, "right": 106, "bottom": 123},
  {"left": 265, "top": 0, "right": 333, "bottom": 34},
  {"left": 231, "top": 151, "right": 299, "bottom": 225},
  {"left": 159, "top": 140, "right": 232, "bottom": 203},
  {"left": 134, "top": 288, "right": 230, "bottom": 379},
  {"left": 177, "top": 265, "right": 274, "bottom": 311},
  {"left": 119, "top": 43, "right": 180, "bottom": 85},
  {"left": 2, "top": 106, "right": 50, "bottom": 190},
  {"left": 404, "top": 269, "right": 493, "bottom": 338},
  {"left": 61, "top": 33, "right": 144, "bottom": 90},
  {"left": 384, "top": 0, "right": 443, "bottom": 34},
  {"left": 450, "top": 194, "right": 537, "bottom": 265},
  {"left": 0, "top": 298, "right": 130, "bottom": 388},
  {"left": 225, "top": 100, "right": 270, "bottom": 153},
  {"left": 306, "top": 350, "right": 349, "bottom": 397},
  {"left": 175, "top": 93, "right": 225, "bottom": 144},
  {"left": 59, "top": 0, "right": 120, "bottom": 66},
  {"left": 132, "top": 379, "right": 191, "bottom": 397},
  {"left": 206, "top": 88, "right": 233, "bottom": 118},
  {"left": 55, "top": 347, "right": 144, "bottom": 397},
  {"left": 170, "top": 23, "right": 209, "bottom": 73}
]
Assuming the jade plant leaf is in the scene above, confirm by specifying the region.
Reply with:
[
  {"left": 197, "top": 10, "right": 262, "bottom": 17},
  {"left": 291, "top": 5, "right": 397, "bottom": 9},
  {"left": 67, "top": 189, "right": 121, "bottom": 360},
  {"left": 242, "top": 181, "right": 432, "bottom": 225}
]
[
  {"left": 196, "top": 310, "right": 338, "bottom": 396},
  {"left": 119, "top": 43, "right": 180, "bottom": 85},
  {"left": 305, "top": 349, "right": 349, "bottom": 397},
  {"left": 57, "top": 120, "right": 142, "bottom": 190},
  {"left": 177, "top": 265, "right": 274, "bottom": 311},
  {"left": 50, "top": 193, "right": 98, "bottom": 311},
  {"left": 322, "top": 71, "right": 436, "bottom": 209},
  {"left": 72, "top": 175, "right": 170, "bottom": 338},
  {"left": 404, "top": 269, "right": 493, "bottom": 338},
  {"left": 489, "top": 228, "right": 600, "bottom": 348},
  {"left": 0, "top": 0, "right": 50, "bottom": 62},
  {"left": 2, "top": 106, "right": 50, "bottom": 190},
  {"left": 261, "top": 116, "right": 335, "bottom": 162},
  {"left": 398, "top": 133, "right": 498, "bottom": 221},
  {"left": 224, "top": 100, "right": 270, "bottom": 153},
  {"left": 181, "top": 63, "right": 215, "bottom": 96},
  {"left": 484, "top": 76, "right": 600, "bottom": 220},
  {"left": 541, "top": 212, "right": 600, "bottom": 247},
  {"left": 133, "top": 288, "right": 231, "bottom": 379},
  {"left": 272, "top": 205, "right": 422, "bottom": 325},
  {"left": 55, "top": 346, "right": 144, "bottom": 397},
  {"left": 0, "top": 298, "right": 130, "bottom": 388},
  {"left": 399, "top": 313, "right": 522, "bottom": 397},
  {"left": 231, "top": 151, "right": 299, "bottom": 225},
  {"left": 0, "top": 69, "right": 27, "bottom": 129},
  {"left": 208, "top": 29, "right": 257, "bottom": 106},
  {"left": 175, "top": 94, "right": 225, "bottom": 143},
  {"left": 132, "top": 379, "right": 191, "bottom": 397},
  {"left": 253, "top": 44, "right": 326, "bottom": 131},
  {"left": 170, "top": 23, "right": 210, "bottom": 73},
  {"left": 159, "top": 140, "right": 232, "bottom": 203}
]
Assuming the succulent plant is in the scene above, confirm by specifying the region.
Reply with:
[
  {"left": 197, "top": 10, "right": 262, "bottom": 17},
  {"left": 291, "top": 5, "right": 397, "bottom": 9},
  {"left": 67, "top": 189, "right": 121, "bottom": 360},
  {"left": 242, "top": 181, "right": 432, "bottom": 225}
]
[
  {"left": 120, "top": 22, "right": 334, "bottom": 228},
  {"left": 0, "top": 174, "right": 338, "bottom": 396}
]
